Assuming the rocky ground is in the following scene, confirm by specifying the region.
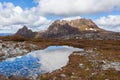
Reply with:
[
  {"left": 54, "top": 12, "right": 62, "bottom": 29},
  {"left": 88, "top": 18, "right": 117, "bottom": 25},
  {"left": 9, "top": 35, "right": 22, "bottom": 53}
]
[{"left": 0, "top": 40, "right": 40, "bottom": 61}]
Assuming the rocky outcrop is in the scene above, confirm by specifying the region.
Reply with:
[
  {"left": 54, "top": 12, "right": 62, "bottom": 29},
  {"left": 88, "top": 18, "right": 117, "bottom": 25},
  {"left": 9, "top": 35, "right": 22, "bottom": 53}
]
[
  {"left": 52, "top": 19, "right": 103, "bottom": 31},
  {"left": 15, "top": 26, "right": 36, "bottom": 38},
  {"left": 0, "top": 41, "right": 39, "bottom": 60},
  {"left": 42, "top": 23, "right": 80, "bottom": 38}
]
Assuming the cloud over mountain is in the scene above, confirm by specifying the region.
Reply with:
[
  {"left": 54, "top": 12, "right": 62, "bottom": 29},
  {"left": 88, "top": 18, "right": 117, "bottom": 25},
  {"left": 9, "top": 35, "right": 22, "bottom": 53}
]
[
  {"left": 95, "top": 15, "right": 120, "bottom": 32},
  {"left": 38, "top": 0, "right": 120, "bottom": 16}
]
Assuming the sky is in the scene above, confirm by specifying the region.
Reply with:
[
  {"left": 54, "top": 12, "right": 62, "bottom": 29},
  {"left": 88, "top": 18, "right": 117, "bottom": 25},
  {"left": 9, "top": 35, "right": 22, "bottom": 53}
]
[{"left": 0, "top": 0, "right": 120, "bottom": 33}]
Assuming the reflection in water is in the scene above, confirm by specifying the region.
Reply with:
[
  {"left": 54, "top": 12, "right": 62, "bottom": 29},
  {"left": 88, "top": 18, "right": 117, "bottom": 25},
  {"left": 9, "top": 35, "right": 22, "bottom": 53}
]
[
  {"left": 0, "top": 55, "right": 41, "bottom": 77},
  {"left": 0, "top": 46, "right": 82, "bottom": 77}
]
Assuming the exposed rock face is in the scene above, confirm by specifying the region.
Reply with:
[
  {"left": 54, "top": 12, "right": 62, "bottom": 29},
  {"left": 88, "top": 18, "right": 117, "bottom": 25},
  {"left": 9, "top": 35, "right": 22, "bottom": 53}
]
[
  {"left": 41, "top": 18, "right": 120, "bottom": 40},
  {"left": 42, "top": 23, "right": 80, "bottom": 38},
  {"left": 53, "top": 19, "right": 103, "bottom": 31},
  {"left": 15, "top": 26, "right": 36, "bottom": 38},
  {"left": 42, "top": 19, "right": 99, "bottom": 38}
]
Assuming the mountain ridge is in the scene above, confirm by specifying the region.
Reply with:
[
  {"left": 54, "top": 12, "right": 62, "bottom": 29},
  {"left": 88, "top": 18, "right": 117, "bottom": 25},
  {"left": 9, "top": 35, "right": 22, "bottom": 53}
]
[{"left": 15, "top": 18, "right": 120, "bottom": 40}]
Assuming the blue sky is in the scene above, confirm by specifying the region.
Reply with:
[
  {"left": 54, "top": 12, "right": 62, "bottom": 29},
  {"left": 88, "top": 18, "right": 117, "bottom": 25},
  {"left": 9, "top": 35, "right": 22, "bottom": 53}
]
[
  {"left": 0, "top": 0, "right": 120, "bottom": 33},
  {"left": 0, "top": 0, "right": 37, "bottom": 9}
]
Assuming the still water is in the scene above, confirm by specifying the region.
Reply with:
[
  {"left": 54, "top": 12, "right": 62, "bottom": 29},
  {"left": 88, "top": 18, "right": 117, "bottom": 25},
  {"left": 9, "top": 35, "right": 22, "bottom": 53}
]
[{"left": 0, "top": 46, "right": 82, "bottom": 77}]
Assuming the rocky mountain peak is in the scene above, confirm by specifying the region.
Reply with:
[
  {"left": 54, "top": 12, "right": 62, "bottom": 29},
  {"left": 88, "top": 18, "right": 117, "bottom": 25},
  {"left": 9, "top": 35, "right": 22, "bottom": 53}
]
[
  {"left": 53, "top": 20, "right": 61, "bottom": 24},
  {"left": 22, "top": 26, "right": 28, "bottom": 31},
  {"left": 51, "top": 18, "right": 102, "bottom": 32},
  {"left": 15, "top": 26, "right": 36, "bottom": 38},
  {"left": 42, "top": 18, "right": 101, "bottom": 38}
]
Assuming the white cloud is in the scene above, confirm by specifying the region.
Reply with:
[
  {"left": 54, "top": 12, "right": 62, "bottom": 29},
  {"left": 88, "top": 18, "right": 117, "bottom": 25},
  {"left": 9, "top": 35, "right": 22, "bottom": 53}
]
[
  {"left": 95, "top": 15, "right": 120, "bottom": 32},
  {"left": 0, "top": 2, "right": 51, "bottom": 33},
  {"left": 38, "top": 0, "right": 120, "bottom": 16},
  {"left": 62, "top": 16, "right": 81, "bottom": 21},
  {"left": 0, "top": 25, "right": 23, "bottom": 33}
]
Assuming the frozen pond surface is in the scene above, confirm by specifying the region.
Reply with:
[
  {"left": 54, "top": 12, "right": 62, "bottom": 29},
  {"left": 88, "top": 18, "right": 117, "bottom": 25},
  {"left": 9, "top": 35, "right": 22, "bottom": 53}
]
[{"left": 0, "top": 46, "right": 83, "bottom": 78}]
